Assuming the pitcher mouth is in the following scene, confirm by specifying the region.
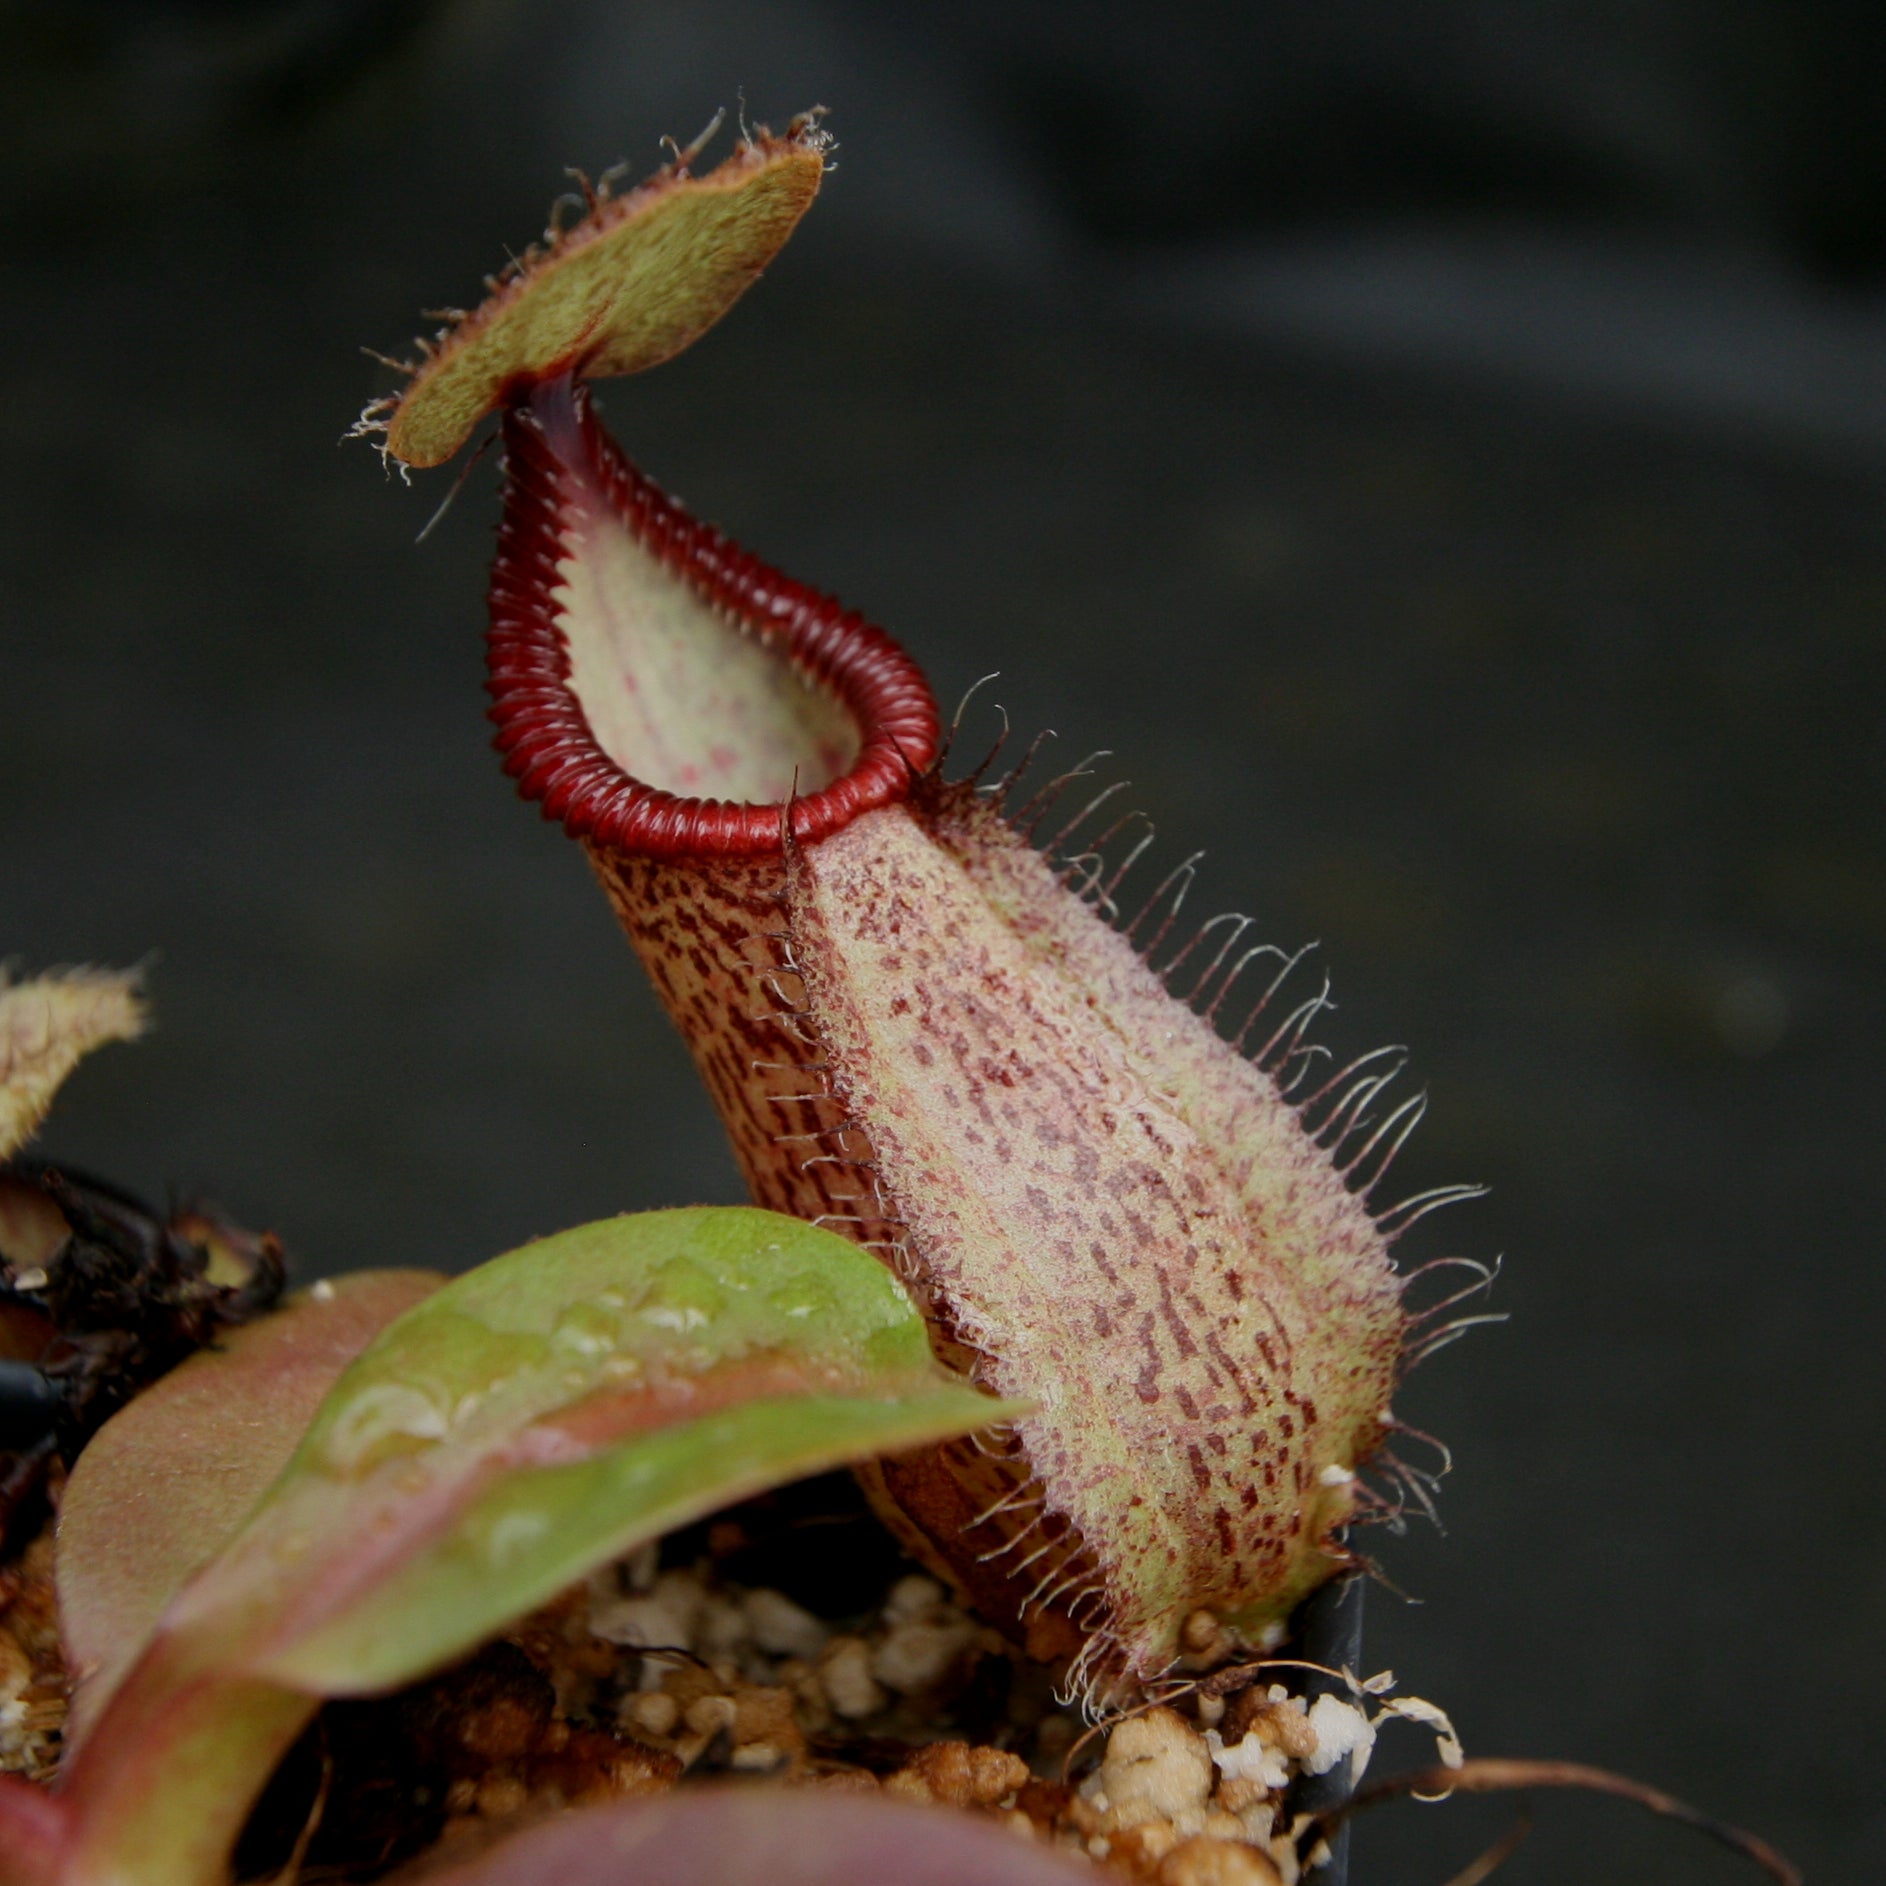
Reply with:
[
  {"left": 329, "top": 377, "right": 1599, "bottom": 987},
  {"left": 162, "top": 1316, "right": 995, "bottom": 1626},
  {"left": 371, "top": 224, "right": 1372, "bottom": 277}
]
[{"left": 486, "top": 376, "right": 940, "bottom": 859}]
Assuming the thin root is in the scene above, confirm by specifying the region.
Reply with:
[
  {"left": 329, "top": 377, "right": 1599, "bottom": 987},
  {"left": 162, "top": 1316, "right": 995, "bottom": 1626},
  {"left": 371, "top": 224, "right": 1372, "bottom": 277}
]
[{"left": 1302, "top": 1758, "right": 1800, "bottom": 1886}]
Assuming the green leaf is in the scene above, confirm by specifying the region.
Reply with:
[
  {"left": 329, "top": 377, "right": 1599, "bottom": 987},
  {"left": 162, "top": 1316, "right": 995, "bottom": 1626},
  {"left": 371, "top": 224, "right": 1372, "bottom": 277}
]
[
  {"left": 271, "top": 1385, "right": 994, "bottom": 1691},
  {"left": 57, "top": 1208, "right": 1019, "bottom": 1886},
  {"left": 191, "top": 1206, "right": 1007, "bottom": 1691},
  {"left": 56, "top": 1270, "right": 446, "bottom": 1751}
]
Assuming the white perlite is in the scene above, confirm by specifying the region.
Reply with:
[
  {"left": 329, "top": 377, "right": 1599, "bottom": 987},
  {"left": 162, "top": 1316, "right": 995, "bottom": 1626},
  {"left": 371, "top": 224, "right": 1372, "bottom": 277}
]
[
  {"left": 1301, "top": 1695, "right": 1377, "bottom": 1778},
  {"left": 1208, "top": 1729, "right": 1292, "bottom": 1793}
]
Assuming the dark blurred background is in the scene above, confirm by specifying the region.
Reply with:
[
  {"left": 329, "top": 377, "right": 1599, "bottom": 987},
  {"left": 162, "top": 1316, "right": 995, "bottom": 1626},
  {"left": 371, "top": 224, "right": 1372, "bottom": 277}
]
[{"left": 4, "top": 2, "right": 1882, "bottom": 1878}]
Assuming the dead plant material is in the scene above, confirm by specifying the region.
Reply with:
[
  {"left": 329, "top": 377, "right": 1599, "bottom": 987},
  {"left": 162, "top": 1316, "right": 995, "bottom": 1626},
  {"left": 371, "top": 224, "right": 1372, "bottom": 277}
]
[{"left": 0, "top": 1160, "right": 286, "bottom": 1550}]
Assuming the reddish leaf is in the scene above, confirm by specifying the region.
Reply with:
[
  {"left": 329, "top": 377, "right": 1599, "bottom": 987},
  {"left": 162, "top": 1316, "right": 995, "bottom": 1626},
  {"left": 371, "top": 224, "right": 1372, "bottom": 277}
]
[
  {"left": 399, "top": 1786, "right": 1095, "bottom": 1886},
  {"left": 57, "top": 1270, "right": 445, "bottom": 1750},
  {"left": 49, "top": 1211, "right": 1015, "bottom": 1886}
]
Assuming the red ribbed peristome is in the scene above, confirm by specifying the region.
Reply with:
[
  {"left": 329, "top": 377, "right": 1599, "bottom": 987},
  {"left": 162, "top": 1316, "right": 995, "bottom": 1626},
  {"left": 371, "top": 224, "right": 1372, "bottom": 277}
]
[{"left": 486, "top": 379, "right": 940, "bottom": 857}]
